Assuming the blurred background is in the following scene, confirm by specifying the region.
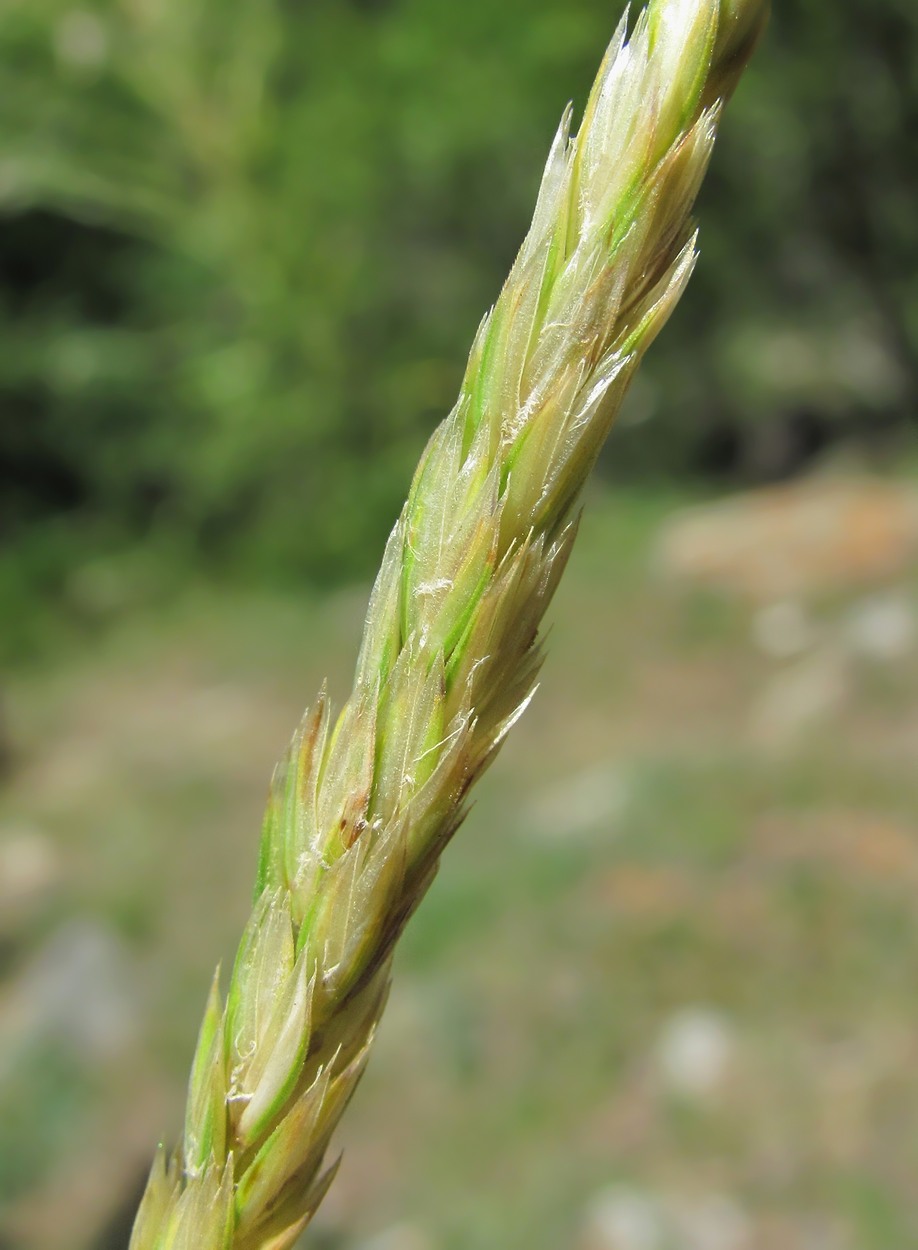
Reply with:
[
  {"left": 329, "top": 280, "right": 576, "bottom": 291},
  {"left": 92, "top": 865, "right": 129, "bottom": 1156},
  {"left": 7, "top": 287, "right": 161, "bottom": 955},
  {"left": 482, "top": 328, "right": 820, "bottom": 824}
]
[{"left": 1, "top": 1, "right": 918, "bottom": 1247}]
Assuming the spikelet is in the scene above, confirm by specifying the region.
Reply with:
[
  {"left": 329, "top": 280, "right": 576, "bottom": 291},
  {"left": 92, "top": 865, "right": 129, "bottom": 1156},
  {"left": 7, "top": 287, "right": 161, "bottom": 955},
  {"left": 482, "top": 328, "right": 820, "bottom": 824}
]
[{"left": 129, "top": 2, "right": 768, "bottom": 1245}]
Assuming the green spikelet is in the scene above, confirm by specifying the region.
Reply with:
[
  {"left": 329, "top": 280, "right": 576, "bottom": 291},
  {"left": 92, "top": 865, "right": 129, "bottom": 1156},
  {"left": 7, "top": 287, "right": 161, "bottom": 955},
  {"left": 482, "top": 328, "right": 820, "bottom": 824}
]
[{"left": 129, "top": 1, "right": 769, "bottom": 1245}]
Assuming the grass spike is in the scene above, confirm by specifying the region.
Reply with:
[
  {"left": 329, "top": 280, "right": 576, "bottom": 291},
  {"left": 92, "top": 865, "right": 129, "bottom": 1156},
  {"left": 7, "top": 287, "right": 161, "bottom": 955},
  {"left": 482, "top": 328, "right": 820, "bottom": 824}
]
[{"left": 129, "top": 1, "right": 768, "bottom": 1244}]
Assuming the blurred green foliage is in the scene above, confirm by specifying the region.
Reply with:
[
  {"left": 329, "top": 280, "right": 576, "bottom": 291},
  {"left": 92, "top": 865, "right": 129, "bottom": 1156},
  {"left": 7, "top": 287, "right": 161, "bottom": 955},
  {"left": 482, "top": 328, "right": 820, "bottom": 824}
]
[{"left": 0, "top": 0, "right": 916, "bottom": 592}]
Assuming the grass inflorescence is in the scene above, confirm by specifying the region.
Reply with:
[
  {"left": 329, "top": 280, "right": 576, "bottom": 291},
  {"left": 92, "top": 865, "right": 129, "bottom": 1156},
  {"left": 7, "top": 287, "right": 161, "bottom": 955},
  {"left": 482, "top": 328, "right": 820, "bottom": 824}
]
[{"left": 129, "top": 2, "right": 769, "bottom": 1246}]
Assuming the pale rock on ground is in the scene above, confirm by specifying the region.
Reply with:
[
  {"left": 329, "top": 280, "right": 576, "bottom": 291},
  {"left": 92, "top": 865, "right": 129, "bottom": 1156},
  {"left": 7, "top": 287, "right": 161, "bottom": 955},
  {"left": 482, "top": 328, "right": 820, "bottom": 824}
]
[
  {"left": 842, "top": 592, "right": 916, "bottom": 662},
  {"left": 748, "top": 647, "right": 850, "bottom": 749},
  {"left": 670, "top": 1194, "right": 751, "bottom": 1250},
  {"left": 655, "top": 476, "right": 918, "bottom": 600},
  {"left": 654, "top": 1007, "right": 736, "bottom": 1101},
  {"left": 356, "top": 1223, "right": 432, "bottom": 1250},
  {"left": 581, "top": 1186, "right": 751, "bottom": 1250},
  {"left": 527, "top": 764, "right": 630, "bottom": 841},
  {"left": 54, "top": 8, "right": 110, "bottom": 72},
  {"left": 0, "top": 918, "right": 140, "bottom": 1071},
  {"left": 0, "top": 825, "right": 60, "bottom": 935},
  {"left": 581, "top": 1185, "right": 667, "bottom": 1250},
  {"left": 751, "top": 600, "right": 818, "bottom": 661}
]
